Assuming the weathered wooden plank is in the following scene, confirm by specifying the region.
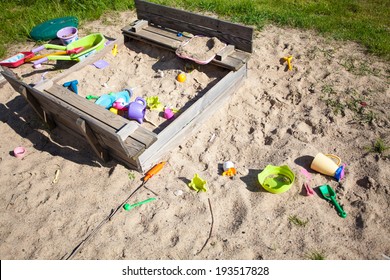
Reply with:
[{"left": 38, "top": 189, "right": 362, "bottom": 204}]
[
  {"left": 123, "top": 27, "right": 248, "bottom": 71},
  {"left": 117, "top": 122, "right": 139, "bottom": 141},
  {"left": 136, "top": 10, "right": 252, "bottom": 53},
  {"left": 135, "top": 0, "right": 253, "bottom": 47},
  {"left": 139, "top": 66, "right": 246, "bottom": 171},
  {"left": 216, "top": 45, "right": 235, "bottom": 61},
  {"left": 131, "top": 19, "right": 149, "bottom": 32},
  {"left": 17, "top": 85, "right": 45, "bottom": 122},
  {"left": 76, "top": 117, "right": 109, "bottom": 161}
]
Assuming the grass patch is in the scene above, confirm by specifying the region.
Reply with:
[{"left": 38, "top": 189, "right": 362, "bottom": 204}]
[
  {"left": 0, "top": 0, "right": 390, "bottom": 60},
  {"left": 321, "top": 87, "right": 376, "bottom": 125},
  {"left": 366, "top": 138, "right": 390, "bottom": 155},
  {"left": 306, "top": 250, "right": 326, "bottom": 260},
  {"left": 128, "top": 172, "right": 136, "bottom": 180},
  {"left": 288, "top": 215, "right": 308, "bottom": 227}
]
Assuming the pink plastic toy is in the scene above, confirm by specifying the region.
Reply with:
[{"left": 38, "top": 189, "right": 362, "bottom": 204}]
[
  {"left": 300, "top": 168, "right": 315, "bottom": 196},
  {"left": 112, "top": 98, "right": 128, "bottom": 110},
  {"left": 163, "top": 108, "right": 174, "bottom": 119}
]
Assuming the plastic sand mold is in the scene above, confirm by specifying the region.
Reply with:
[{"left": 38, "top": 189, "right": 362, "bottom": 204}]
[
  {"left": 258, "top": 165, "right": 295, "bottom": 194},
  {"left": 146, "top": 96, "right": 164, "bottom": 111},
  {"left": 188, "top": 174, "right": 207, "bottom": 192}
]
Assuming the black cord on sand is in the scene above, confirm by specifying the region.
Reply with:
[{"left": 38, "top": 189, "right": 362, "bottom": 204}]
[
  {"left": 197, "top": 198, "right": 214, "bottom": 255},
  {"left": 63, "top": 181, "right": 146, "bottom": 260}
]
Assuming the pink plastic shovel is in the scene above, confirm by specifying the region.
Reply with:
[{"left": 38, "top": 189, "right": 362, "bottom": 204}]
[{"left": 300, "top": 168, "right": 315, "bottom": 196}]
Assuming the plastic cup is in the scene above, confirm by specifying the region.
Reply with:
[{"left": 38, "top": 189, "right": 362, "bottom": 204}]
[
  {"left": 310, "top": 153, "right": 341, "bottom": 177},
  {"left": 57, "top": 27, "right": 78, "bottom": 45},
  {"left": 13, "top": 147, "right": 26, "bottom": 159}
]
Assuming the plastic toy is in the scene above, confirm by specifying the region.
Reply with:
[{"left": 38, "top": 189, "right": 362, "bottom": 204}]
[
  {"left": 300, "top": 168, "right": 315, "bottom": 196},
  {"left": 112, "top": 98, "right": 128, "bottom": 110},
  {"left": 0, "top": 52, "right": 35, "bottom": 68},
  {"left": 283, "top": 55, "right": 293, "bottom": 71},
  {"left": 112, "top": 44, "right": 118, "bottom": 56},
  {"left": 25, "top": 47, "right": 84, "bottom": 62},
  {"left": 123, "top": 197, "right": 156, "bottom": 211},
  {"left": 32, "top": 33, "right": 106, "bottom": 66},
  {"left": 188, "top": 174, "right": 207, "bottom": 192},
  {"left": 163, "top": 108, "right": 174, "bottom": 119},
  {"left": 57, "top": 26, "right": 78, "bottom": 45},
  {"left": 13, "top": 147, "right": 26, "bottom": 159},
  {"left": 143, "top": 162, "right": 166, "bottom": 182},
  {"left": 128, "top": 97, "right": 147, "bottom": 124},
  {"left": 146, "top": 96, "right": 164, "bottom": 111},
  {"left": 222, "top": 161, "right": 237, "bottom": 177},
  {"left": 177, "top": 72, "right": 186, "bottom": 82},
  {"left": 311, "top": 153, "right": 344, "bottom": 181},
  {"left": 258, "top": 165, "right": 295, "bottom": 194},
  {"left": 63, "top": 80, "right": 78, "bottom": 94},
  {"left": 319, "top": 184, "right": 347, "bottom": 218},
  {"left": 95, "top": 89, "right": 132, "bottom": 109},
  {"left": 30, "top": 16, "right": 78, "bottom": 41}
]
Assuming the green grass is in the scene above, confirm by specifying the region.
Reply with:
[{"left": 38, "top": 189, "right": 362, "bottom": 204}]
[
  {"left": 366, "top": 138, "right": 390, "bottom": 155},
  {"left": 288, "top": 215, "right": 308, "bottom": 227},
  {"left": 306, "top": 250, "right": 327, "bottom": 260},
  {"left": 0, "top": 0, "right": 389, "bottom": 60}
]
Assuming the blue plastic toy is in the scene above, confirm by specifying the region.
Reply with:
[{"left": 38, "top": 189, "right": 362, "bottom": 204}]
[{"left": 95, "top": 88, "right": 132, "bottom": 109}]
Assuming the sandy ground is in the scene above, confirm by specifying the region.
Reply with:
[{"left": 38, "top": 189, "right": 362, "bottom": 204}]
[{"left": 1, "top": 10, "right": 389, "bottom": 260}]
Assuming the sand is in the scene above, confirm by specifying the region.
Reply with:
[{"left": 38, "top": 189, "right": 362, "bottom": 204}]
[{"left": 0, "top": 10, "right": 389, "bottom": 260}]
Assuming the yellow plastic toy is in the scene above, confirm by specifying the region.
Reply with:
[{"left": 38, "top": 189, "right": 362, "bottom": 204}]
[
  {"left": 188, "top": 174, "right": 207, "bottom": 192},
  {"left": 177, "top": 73, "right": 186, "bottom": 83},
  {"left": 112, "top": 44, "right": 118, "bottom": 56},
  {"left": 283, "top": 55, "right": 293, "bottom": 71}
]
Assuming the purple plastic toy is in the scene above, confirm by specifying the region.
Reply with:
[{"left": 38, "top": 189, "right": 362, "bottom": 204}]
[{"left": 128, "top": 97, "right": 146, "bottom": 124}]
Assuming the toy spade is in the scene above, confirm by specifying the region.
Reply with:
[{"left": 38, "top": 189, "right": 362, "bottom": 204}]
[{"left": 319, "top": 184, "right": 347, "bottom": 218}]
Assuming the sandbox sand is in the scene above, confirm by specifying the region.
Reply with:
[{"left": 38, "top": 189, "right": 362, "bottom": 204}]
[{"left": 0, "top": 10, "right": 389, "bottom": 260}]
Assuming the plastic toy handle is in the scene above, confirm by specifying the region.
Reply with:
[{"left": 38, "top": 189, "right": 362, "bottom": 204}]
[
  {"left": 330, "top": 197, "right": 347, "bottom": 218},
  {"left": 135, "top": 97, "right": 146, "bottom": 106},
  {"left": 124, "top": 197, "right": 156, "bottom": 211},
  {"left": 144, "top": 161, "right": 166, "bottom": 182},
  {"left": 325, "top": 154, "right": 342, "bottom": 166},
  {"left": 43, "top": 43, "right": 67, "bottom": 51},
  {"left": 32, "top": 45, "right": 45, "bottom": 53},
  {"left": 33, "top": 57, "right": 48, "bottom": 65}
]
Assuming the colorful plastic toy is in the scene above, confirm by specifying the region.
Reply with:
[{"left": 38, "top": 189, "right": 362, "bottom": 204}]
[
  {"left": 258, "top": 165, "right": 295, "bottom": 194},
  {"left": 163, "top": 108, "right": 174, "bottom": 119},
  {"left": 319, "top": 184, "right": 347, "bottom": 218},
  {"left": 146, "top": 96, "right": 164, "bottom": 111},
  {"left": 188, "top": 174, "right": 207, "bottom": 192},
  {"left": 128, "top": 97, "right": 147, "bottom": 124},
  {"left": 283, "top": 55, "right": 293, "bottom": 71},
  {"left": 311, "top": 153, "right": 345, "bottom": 181},
  {"left": 112, "top": 98, "right": 128, "bottom": 110},
  {"left": 300, "top": 168, "right": 315, "bottom": 196},
  {"left": 95, "top": 89, "right": 132, "bottom": 109},
  {"left": 13, "top": 147, "right": 26, "bottom": 159},
  {"left": 177, "top": 72, "right": 186, "bottom": 82},
  {"left": 222, "top": 161, "right": 237, "bottom": 177},
  {"left": 123, "top": 197, "right": 156, "bottom": 211},
  {"left": 33, "top": 33, "right": 106, "bottom": 66},
  {"left": 63, "top": 80, "right": 78, "bottom": 94},
  {"left": 57, "top": 26, "right": 78, "bottom": 45}
]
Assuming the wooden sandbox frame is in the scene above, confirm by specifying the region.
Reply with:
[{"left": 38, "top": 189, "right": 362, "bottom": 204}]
[{"left": 2, "top": 0, "right": 253, "bottom": 172}]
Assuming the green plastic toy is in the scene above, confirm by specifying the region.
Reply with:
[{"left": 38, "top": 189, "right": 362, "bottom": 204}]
[
  {"left": 258, "top": 165, "right": 295, "bottom": 194},
  {"left": 146, "top": 96, "right": 164, "bottom": 111},
  {"left": 123, "top": 197, "right": 156, "bottom": 211},
  {"left": 188, "top": 174, "right": 207, "bottom": 192},
  {"left": 319, "top": 184, "right": 347, "bottom": 218}
]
